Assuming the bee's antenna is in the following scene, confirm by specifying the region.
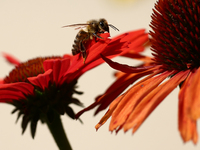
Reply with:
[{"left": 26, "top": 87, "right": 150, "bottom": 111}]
[{"left": 108, "top": 24, "right": 119, "bottom": 31}]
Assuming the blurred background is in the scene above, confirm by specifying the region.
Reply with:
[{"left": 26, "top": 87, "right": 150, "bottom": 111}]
[{"left": 0, "top": 0, "right": 199, "bottom": 149}]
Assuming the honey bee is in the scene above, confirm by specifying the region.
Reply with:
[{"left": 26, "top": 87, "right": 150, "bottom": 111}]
[{"left": 63, "top": 18, "right": 119, "bottom": 63}]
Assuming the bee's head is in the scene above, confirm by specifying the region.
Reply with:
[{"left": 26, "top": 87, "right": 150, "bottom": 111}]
[
  {"left": 98, "top": 18, "right": 119, "bottom": 33},
  {"left": 98, "top": 18, "right": 109, "bottom": 33}
]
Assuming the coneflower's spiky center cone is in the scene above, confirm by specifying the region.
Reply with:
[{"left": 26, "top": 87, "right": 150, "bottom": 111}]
[
  {"left": 150, "top": 0, "right": 200, "bottom": 71},
  {"left": 4, "top": 56, "right": 62, "bottom": 83}
]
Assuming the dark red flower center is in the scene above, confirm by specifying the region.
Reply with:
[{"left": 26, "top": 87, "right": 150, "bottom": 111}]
[
  {"left": 4, "top": 56, "right": 62, "bottom": 83},
  {"left": 150, "top": 0, "right": 200, "bottom": 71}
]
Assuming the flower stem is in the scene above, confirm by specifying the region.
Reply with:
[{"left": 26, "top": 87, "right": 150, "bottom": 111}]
[{"left": 45, "top": 112, "right": 72, "bottom": 150}]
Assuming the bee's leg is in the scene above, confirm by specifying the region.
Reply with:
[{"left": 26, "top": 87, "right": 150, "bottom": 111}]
[
  {"left": 80, "top": 41, "right": 87, "bottom": 62},
  {"left": 92, "top": 33, "right": 103, "bottom": 40},
  {"left": 94, "top": 37, "right": 97, "bottom": 42}
]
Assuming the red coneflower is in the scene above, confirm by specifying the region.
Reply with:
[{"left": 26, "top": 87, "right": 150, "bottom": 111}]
[
  {"left": 0, "top": 30, "right": 148, "bottom": 149},
  {"left": 76, "top": 0, "right": 200, "bottom": 144}
]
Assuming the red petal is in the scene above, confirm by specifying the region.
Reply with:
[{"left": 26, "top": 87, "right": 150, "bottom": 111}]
[
  {"left": 0, "top": 90, "right": 25, "bottom": 102},
  {"left": 128, "top": 34, "right": 148, "bottom": 50},
  {"left": 101, "top": 54, "right": 155, "bottom": 73},
  {"left": 119, "top": 30, "right": 149, "bottom": 55},
  {"left": 2, "top": 52, "right": 20, "bottom": 66},
  {"left": 119, "top": 29, "right": 146, "bottom": 43},
  {"left": 28, "top": 69, "right": 53, "bottom": 90},
  {"left": 0, "top": 82, "right": 34, "bottom": 95},
  {"left": 0, "top": 79, "right": 4, "bottom": 84},
  {"left": 67, "top": 30, "right": 148, "bottom": 81},
  {"left": 122, "top": 70, "right": 189, "bottom": 133},
  {"left": 66, "top": 33, "right": 111, "bottom": 81},
  {"left": 0, "top": 82, "right": 34, "bottom": 102},
  {"left": 43, "top": 58, "right": 70, "bottom": 85}
]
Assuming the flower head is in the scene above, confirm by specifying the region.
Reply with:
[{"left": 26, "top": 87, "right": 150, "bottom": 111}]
[
  {"left": 150, "top": 0, "right": 200, "bottom": 71},
  {"left": 76, "top": 0, "right": 200, "bottom": 144},
  {"left": 0, "top": 30, "right": 148, "bottom": 138}
]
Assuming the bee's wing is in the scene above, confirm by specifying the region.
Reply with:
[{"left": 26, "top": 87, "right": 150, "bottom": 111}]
[{"left": 62, "top": 23, "right": 89, "bottom": 30}]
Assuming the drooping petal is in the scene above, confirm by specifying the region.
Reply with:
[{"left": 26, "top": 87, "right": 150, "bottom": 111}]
[
  {"left": 122, "top": 70, "right": 190, "bottom": 134},
  {"left": 75, "top": 67, "right": 159, "bottom": 119},
  {"left": 95, "top": 94, "right": 124, "bottom": 130},
  {"left": 94, "top": 69, "right": 161, "bottom": 130},
  {"left": 28, "top": 69, "right": 53, "bottom": 90},
  {"left": 178, "top": 70, "right": 198, "bottom": 144},
  {"left": 109, "top": 70, "right": 173, "bottom": 131},
  {"left": 101, "top": 54, "right": 155, "bottom": 73},
  {"left": 94, "top": 69, "right": 154, "bottom": 115},
  {"left": 186, "top": 67, "right": 200, "bottom": 120},
  {"left": 93, "top": 55, "right": 154, "bottom": 115}
]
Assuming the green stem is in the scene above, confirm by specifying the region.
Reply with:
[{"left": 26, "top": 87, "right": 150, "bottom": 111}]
[{"left": 44, "top": 112, "right": 72, "bottom": 150}]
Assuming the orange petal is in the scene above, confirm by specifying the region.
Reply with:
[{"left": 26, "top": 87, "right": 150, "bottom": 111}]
[
  {"left": 178, "top": 71, "right": 198, "bottom": 144},
  {"left": 76, "top": 67, "right": 157, "bottom": 118},
  {"left": 95, "top": 94, "right": 123, "bottom": 130},
  {"left": 109, "top": 70, "right": 171, "bottom": 131},
  {"left": 187, "top": 67, "right": 200, "bottom": 120},
  {"left": 123, "top": 70, "right": 189, "bottom": 133},
  {"left": 94, "top": 69, "right": 153, "bottom": 115}
]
